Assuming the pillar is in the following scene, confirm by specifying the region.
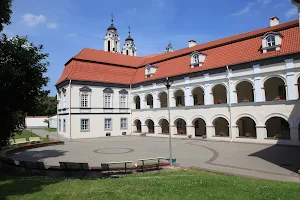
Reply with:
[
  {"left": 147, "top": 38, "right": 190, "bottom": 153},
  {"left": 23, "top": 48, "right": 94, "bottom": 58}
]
[
  {"left": 253, "top": 64, "right": 263, "bottom": 102},
  {"left": 141, "top": 124, "right": 148, "bottom": 133},
  {"left": 206, "top": 125, "right": 214, "bottom": 138},
  {"left": 231, "top": 125, "right": 239, "bottom": 138},
  {"left": 154, "top": 125, "right": 161, "bottom": 134},
  {"left": 186, "top": 125, "right": 195, "bottom": 137},
  {"left": 140, "top": 93, "right": 145, "bottom": 109},
  {"left": 204, "top": 73, "right": 212, "bottom": 105},
  {"left": 290, "top": 127, "right": 299, "bottom": 141},
  {"left": 170, "top": 125, "right": 177, "bottom": 135},
  {"left": 153, "top": 91, "right": 159, "bottom": 108},
  {"left": 169, "top": 89, "right": 174, "bottom": 107},
  {"left": 185, "top": 86, "right": 191, "bottom": 106},
  {"left": 285, "top": 59, "right": 297, "bottom": 100},
  {"left": 256, "top": 126, "right": 267, "bottom": 141}
]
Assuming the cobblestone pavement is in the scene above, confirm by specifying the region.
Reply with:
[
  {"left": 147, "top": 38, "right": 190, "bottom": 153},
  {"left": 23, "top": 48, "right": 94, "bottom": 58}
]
[{"left": 10, "top": 134, "right": 300, "bottom": 182}]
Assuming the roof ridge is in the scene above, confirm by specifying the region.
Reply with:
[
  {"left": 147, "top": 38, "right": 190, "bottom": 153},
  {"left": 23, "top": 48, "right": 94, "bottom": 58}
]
[{"left": 141, "top": 20, "right": 299, "bottom": 66}]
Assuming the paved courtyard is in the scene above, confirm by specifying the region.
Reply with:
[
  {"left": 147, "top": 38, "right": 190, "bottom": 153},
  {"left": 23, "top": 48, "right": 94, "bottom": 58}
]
[{"left": 10, "top": 131, "right": 300, "bottom": 182}]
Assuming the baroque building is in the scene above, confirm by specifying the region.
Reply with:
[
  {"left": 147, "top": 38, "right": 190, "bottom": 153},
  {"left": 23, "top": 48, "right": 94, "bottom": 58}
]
[{"left": 56, "top": 16, "right": 300, "bottom": 145}]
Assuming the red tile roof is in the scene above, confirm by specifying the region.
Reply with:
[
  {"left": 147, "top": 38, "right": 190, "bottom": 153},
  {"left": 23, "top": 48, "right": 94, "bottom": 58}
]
[{"left": 56, "top": 20, "right": 300, "bottom": 86}]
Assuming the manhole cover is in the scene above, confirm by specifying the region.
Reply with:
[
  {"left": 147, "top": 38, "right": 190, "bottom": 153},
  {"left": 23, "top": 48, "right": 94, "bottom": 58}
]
[{"left": 93, "top": 148, "right": 134, "bottom": 154}]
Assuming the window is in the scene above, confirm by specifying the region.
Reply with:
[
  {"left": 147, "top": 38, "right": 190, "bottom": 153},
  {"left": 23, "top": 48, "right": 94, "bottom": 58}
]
[
  {"left": 58, "top": 119, "right": 61, "bottom": 132},
  {"left": 267, "top": 35, "right": 276, "bottom": 47},
  {"left": 126, "top": 50, "right": 129, "bottom": 55},
  {"left": 108, "top": 40, "right": 110, "bottom": 51},
  {"left": 121, "top": 118, "right": 127, "bottom": 129},
  {"left": 120, "top": 95, "right": 127, "bottom": 108},
  {"left": 81, "top": 93, "right": 89, "bottom": 108},
  {"left": 104, "top": 94, "right": 112, "bottom": 108},
  {"left": 81, "top": 119, "right": 89, "bottom": 132},
  {"left": 105, "top": 118, "right": 112, "bottom": 130},
  {"left": 63, "top": 92, "right": 66, "bottom": 108},
  {"left": 63, "top": 119, "right": 66, "bottom": 132},
  {"left": 193, "top": 54, "right": 200, "bottom": 63}
]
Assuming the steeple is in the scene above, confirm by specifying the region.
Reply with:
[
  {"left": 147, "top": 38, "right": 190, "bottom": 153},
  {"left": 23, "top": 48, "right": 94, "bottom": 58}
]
[
  {"left": 165, "top": 41, "right": 174, "bottom": 52},
  {"left": 122, "top": 26, "right": 137, "bottom": 56},
  {"left": 104, "top": 14, "right": 120, "bottom": 53}
]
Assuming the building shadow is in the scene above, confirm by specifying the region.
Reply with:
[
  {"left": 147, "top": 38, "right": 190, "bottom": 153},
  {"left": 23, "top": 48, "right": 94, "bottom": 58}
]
[
  {"left": 9, "top": 149, "right": 68, "bottom": 162},
  {"left": 249, "top": 101, "right": 300, "bottom": 174}
]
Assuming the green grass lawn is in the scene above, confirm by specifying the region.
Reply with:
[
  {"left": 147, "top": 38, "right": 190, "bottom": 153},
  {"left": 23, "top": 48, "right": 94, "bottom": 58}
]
[
  {"left": 43, "top": 128, "right": 57, "bottom": 132},
  {"left": 10, "top": 130, "right": 39, "bottom": 139},
  {"left": 0, "top": 170, "right": 299, "bottom": 200}
]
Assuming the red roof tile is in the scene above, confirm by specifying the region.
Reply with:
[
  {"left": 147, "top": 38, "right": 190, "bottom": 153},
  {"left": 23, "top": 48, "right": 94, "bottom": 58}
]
[{"left": 56, "top": 20, "right": 300, "bottom": 86}]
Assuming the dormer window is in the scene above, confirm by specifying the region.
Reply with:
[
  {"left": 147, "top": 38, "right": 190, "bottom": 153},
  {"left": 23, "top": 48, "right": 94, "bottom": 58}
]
[
  {"left": 145, "top": 65, "right": 158, "bottom": 78},
  {"left": 261, "top": 32, "right": 283, "bottom": 53},
  {"left": 190, "top": 51, "right": 206, "bottom": 68},
  {"left": 267, "top": 35, "right": 275, "bottom": 47}
]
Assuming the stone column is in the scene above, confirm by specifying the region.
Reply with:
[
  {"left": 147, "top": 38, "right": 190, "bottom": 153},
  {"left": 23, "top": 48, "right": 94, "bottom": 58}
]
[
  {"left": 140, "top": 93, "right": 145, "bottom": 109},
  {"left": 285, "top": 59, "right": 297, "bottom": 100},
  {"left": 170, "top": 125, "right": 177, "bottom": 135},
  {"left": 290, "top": 127, "right": 299, "bottom": 142},
  {"left": 153, "top": 91, "right": 159, "bottom": 108},
  {"left": 141, "top": 124, "right": 148, "bottom": 133},
  {"left": 169, "top": 89, "right": 174, "bottom": 107},
  {"left": 154, "top": 125, "right": 161, "bottom": 135},
  {"left": 186, "top": 125, "right": 195, "bottom": 137},
  {"left": 253, "top": 64, "right": 263, "bottom": 102},
  {"left": 206, "top": 125, "right": 214, "bottom": 138},
  {"left": 231, "top": 125, "right": 239, "bottom": 139},
  {"left": 256, "top": 126, "right": 267, "bottom": 141},
  {"left": 185, "top": 86, "right": 191, "bottom": 106},
  {"left": 204, "top": 73, "right": 212, "bottom": 105}
]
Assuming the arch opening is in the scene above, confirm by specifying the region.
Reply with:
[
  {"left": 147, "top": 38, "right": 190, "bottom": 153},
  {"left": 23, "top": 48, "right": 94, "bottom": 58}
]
[
  {"left": 212, "top": 84, "right": 227, "bottom": 104},
  {"left": 134, "top": 119, "right": 142, "bottom": 133},
  {"left": 145, "top": 119, "right": 154, "bottom": 133},
  {"left": 266, "top": 117, "right": 290, "bottom": 139},
  {"left": 175, "top": 119, "right": 187, "bottom": 135},
  {"left": 159, "top": 119, "right": 169, "bottom": 134},
  {"left": 145, "top": 94, "right": 153, "bottom": 109},
  {"left": 236, "top": 81, "right": 254, "bottom": 103},
  {"left": 193, "top": 118, "right": 206, "bottom": 136},
  {"left": 174, "top": 90, "right": 185, "bottom": 107},
  {"left": 264, "top": 77, "right": 286, "bottom": 101},
  {"left": 237, "top": 117, "right": 256, "bottom": 138},
  {"left": 159, "top": 92, "right": 168, "bottom": 108},
  {"left": 134, "top": 96, "right": 140, "bottom": 109},
  {"left": 213, "top": 117, "right": 229, "bottom": 137},
  {"left": 192, "top": 87, "right": 204, "bottom": 105}
]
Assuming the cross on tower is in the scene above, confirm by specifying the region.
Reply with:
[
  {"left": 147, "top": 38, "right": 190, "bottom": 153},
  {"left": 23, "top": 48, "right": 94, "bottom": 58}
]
[
  {"left": 128, "top": 26, "right": 131, "bottom": 35},
  {"left": 111, "top": 13, "right": 114, "bottom": 24}
]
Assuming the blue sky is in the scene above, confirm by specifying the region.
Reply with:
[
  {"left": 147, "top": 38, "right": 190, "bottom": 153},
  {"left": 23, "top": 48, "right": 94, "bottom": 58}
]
[{"left": 3, "top": 0, "right": 298, "bottom": 96}]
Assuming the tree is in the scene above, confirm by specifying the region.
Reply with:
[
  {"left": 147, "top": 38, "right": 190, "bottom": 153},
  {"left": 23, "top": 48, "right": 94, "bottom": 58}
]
[
  {"left": 0, "top": 0, "right": 13, "bottom": 32},
  {"left": 29, "top": 96, "right": 57, "bottom": 117},
  {"left": 0, "top": 34, "right": 49, "bottom": 147}
]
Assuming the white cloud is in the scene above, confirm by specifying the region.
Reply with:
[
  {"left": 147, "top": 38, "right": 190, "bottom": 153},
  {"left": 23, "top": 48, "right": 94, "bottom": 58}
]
[
  {"left": 259, "top": 0, "right": 271, "bottom": 5},
  {"left": 285, "top": 7, "right": 298, "bottom": 18},
  {"left": 67, "top": 33, "right": 78, "bottom": 37},
  {"left": 47, "top": 23, "right": 57, "bottom": 29},
  {"left": 232, "top": 3, "right": 254, "bottom": 16},
  {"left": 22, "top": 13, "right": 46, "bottom": 27}
]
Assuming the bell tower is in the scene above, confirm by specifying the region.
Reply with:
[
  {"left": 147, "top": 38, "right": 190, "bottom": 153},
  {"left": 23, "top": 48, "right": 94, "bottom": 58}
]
[
  {"left": 104, "top": 14, "right": 120, "bottom": 53},
  {"left": 122, "top": 26, "right": 137, "bottom": 56}
]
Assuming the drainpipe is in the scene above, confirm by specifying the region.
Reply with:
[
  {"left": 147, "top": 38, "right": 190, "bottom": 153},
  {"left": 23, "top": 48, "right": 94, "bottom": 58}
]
[
  {"left": 226, "top": 66, "right": 233, "bottom": 142},
  {"left": 130, "top": 84, "right": 132, "bottom": 135},
  {"left": 69, "top": 79, "right": 72, "bottom": 140}
]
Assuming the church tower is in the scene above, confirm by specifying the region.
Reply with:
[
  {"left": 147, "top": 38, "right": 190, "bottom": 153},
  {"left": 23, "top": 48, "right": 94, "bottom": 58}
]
[
  {"left": 104, "top": 14, "right": 120, "bottom": 53},
  {"left": 165, "top": 41, "right": 174, "bottom": 53},
  {"left": 122, "top": 26, "right": 137, "bottom": 56}
]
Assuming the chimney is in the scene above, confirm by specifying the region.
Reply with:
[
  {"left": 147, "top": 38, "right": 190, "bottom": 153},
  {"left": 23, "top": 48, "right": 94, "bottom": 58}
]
[
  {"left": 188, "top": 40, "right": 196, "bottom": 48},
  {"left": 270, "top": 16, "right": 280, "bottom": 27}
]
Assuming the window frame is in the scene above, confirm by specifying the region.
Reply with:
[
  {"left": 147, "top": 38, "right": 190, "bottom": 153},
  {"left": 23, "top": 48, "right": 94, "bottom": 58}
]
[
  {"left": 120, "top": 118, "right": 128, "bottom": 130},
  {"left": 63, "top": 119, "right": 66, "bottom": 132},
  {"left": 58, "top": 119, "right": 61, "bottom": 132},
  {"left": 266, "top": 35, "right": 276, "bottom": 47},
  {"left": 80, "top": 92, "right": 89, "bottom": 108},
  {"left": 104, "top": 93, "right": 112, "bottom": 108},
  {"left": 104, "top": 118, "right": 112, "bottom": 131},
  {"left": 80, "top": 119, "right": 90, "bottom": 132},
  {"left": 120, "top": 94, "right": 127, "bottom": 108}
]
